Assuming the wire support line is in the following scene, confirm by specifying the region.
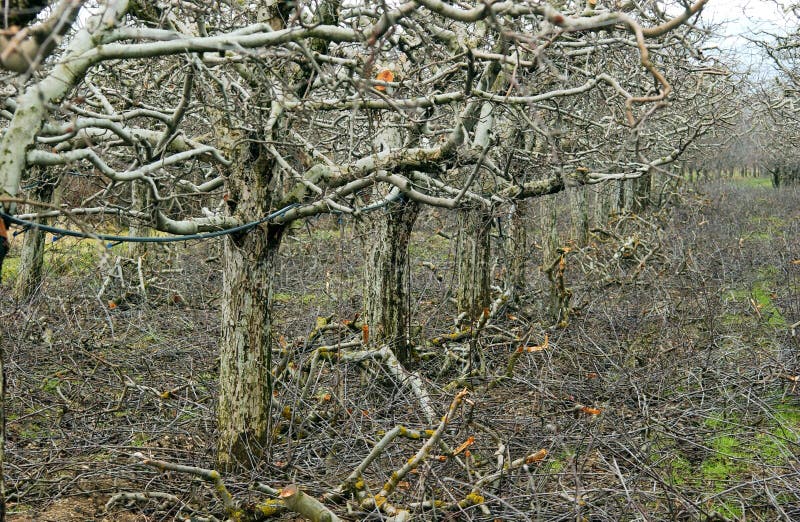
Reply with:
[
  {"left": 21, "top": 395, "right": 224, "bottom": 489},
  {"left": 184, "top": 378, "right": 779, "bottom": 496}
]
[{"left": 0, "top": 204, "right": 301, "bottom": 244}]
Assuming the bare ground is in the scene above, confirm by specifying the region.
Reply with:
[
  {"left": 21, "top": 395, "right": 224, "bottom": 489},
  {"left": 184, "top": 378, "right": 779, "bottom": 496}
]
[{"left": 2, "top": 178, "right": 799, "bottom": 521}]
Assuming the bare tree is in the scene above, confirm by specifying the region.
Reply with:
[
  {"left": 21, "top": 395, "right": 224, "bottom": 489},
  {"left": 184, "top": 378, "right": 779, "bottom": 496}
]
[{"left": 0, "top": 2, "right": 722, "bottom": 505}]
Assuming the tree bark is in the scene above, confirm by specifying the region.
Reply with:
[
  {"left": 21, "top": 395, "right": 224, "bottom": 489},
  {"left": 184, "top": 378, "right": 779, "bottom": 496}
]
[
  {"left": 217, "top": 138, "right": 283, "bottom": 471},
  {"left": 362, "top": 199, "right": 419, "bottom": 363},
  {"left": 567, "top": 184, "right": 589, "bottom": 246},
  {"left": 504, "top": 202, "right": 527, "bottom": 301},
  {"left": 455, "top": 207, "right": 492, "bottom": 320},
  {"left": 593, "top": 182, "right": 613, "bottom": 229},
  {"left": 539, "top": 194, "right": 562, "bottom": 323},
  {"left": 13, "top": 173, "right": 55, "bottom": 299},
  {"left": 631, "top": 170, "right": 652, "bottom": 211},
  {"left": 127, "top": 180, "right": 151, "bottom": 259}
]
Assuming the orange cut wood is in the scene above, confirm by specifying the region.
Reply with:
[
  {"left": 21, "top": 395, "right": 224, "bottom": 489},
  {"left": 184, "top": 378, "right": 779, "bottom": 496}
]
[
  {"left": 375, "top": 69, "right": 394, "bottom": 91},
  {"left": 525, "top": 449, "right": 547, "bottom": 464}
]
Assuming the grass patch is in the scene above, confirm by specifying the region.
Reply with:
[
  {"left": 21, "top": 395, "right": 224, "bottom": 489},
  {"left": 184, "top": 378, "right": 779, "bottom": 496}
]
[
  {"left": 130, "top": 331, "right": 164, "bottom": 351},
  {"left": 47, "top": 238, "right": 103, "bottom": 275},
  {"left": 409, "top": 232, "right": 450, "bottom": 259},
  {"left": 732, "top": 176, "right": 773, "bottom": 189},
  {"left": 693, "top": 403, "right": 800, "bottom": 488},
  {"left": 273, "top": 291, "right": 325, "bottom": 305},
  {"left": 701, "top": 435, "right": 748, "bottom": 487},
  {"left": 774, "top": 402, "right": 800, "bottom": 427},
  {"left": 668, "top": 456, "right": 691, "bottom": 485},
  {"left": 751, "top": 284, "right": 786, "bottom": 326},
  {"left": 708, "top": 501, "right": 744, "bottom": 520},
  {"left": 726, "top": 279, "right": 786, "bottom": 328},
  {"left": 2, "top": 255, "right": 20, "bottom": 280}
]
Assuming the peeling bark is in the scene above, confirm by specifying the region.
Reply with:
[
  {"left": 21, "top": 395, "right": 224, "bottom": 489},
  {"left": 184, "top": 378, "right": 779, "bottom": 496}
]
[
  {"left": 455, "top": 207, "right": 492, "bottom": 320},
  {"left": 504, "top": 202, "right": 527, "bottom": 301},
  {"left": 13, "top": 169, "right": 56, "bottom": 299},
  {"left": 568, "top": 184, "right": 589, "bottom": 246},
  {"left": 217, "top": 137, "right": 283, "bottom": 471},
  {"left": 362, "top": 199, "right": 419, "bottom": 363},
  {"left": 127, "top": 180, "right": 151, "bottom": 259}
]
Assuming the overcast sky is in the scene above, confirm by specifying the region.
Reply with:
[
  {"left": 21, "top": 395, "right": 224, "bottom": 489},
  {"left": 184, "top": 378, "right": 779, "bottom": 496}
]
[
  {"left": 696, "top": 0, "right": 788, "bottom": 72},
  {"left": 702, "top": 0, "right": 785, "bottom": 38}
]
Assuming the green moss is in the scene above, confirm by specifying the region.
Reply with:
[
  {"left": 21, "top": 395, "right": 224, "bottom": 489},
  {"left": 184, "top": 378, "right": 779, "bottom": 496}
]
[
  {"left": 774, "top": 403, "right": 800, "bottom": 426},
  {"left": 130, "top": 332, "right": 163, "bottom": 351},
  {"left": 751, "top": 284, "right": 785, "bottom": 327},
  {"left": 711, "top": 435, "right": 745, "bottom": 457},
  {"left": 703, "top": 412, "right": 731, "bottom": 430},
  {"left": 754, "top": 433, "right": 789, "bottom": 465},
  {"left": 131, "top": 432, "right": 149, "bottom": 447},
  {"left": 700, "top": 457, "right": 743, "bottom": 485},
  {"left": 256, "top": 498, "right": 285, "bottom": 516},
  {"left": 693, "top": 403, "right": 800, "bottom": 489},
  {"left": 721, "top": 313, "right": 749, "bottom": 326},
  {"left": 14, "top": 419, "right": 54, "bottom": 439},
  {"left": 697, "top": 428, "right": 748, "bottom": 489},
  {"left": 757, "top": 265, "right": 780, "bottom": 279}
]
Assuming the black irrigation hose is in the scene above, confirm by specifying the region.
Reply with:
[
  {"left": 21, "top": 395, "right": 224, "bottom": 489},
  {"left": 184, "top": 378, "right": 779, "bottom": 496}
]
[
  {"left": 0, "top": 203, "right": 300, "bottom": 244},
  {"left": 0, "top": 189, "right": 406, "bottom": 246}
]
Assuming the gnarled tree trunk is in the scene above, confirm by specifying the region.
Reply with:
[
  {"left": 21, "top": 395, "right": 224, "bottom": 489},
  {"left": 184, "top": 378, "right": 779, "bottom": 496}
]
[
  {"left": 217, "top": 138, "right": 283, "bottom": 471},
  {"left": 14, "top": 171, "right": 55, "bottom": 299},
  {"left": 504, "top": 202, "right": 528, "bottom": 302},
  {"left": 455, "top": 206, "right": 492, "bottom": 320},
  {"left": 539, "top": 193, "right": 562, "bottom": 323},
  {"left": 362, "top": 199, "right": 419, "bottom": 363},
  {"left": 567, "top": 184, "right": 589, "bottom": 246},
  {"left": 127, "top": 180, "right": 151, "bottom": 259}
]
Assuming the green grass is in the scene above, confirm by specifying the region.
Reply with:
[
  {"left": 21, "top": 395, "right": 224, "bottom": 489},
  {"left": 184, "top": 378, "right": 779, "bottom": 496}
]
[
  {"left": 40, "top": 377, "right": 61, "bottom": 394},
  {"left": 668, "top": 456, "right": 691, "bottom": 485},
  {"left": 731, "top": 175, "right": 773, "bottom": 189},
  {"left": 409, "top": 231, "right": 450, "bottom": 259},
  {"left": 4, "top": 235, "right": 103, "bottom": 283},
  {"left": 2, "top": 255, "right": 20, "bottom": 280},
  {"left": 677, "top": 407, "right": 800, "bottom": 494},
  {"left": 273, "top": 291, "right": 324, "bottom": 305},
  {"left": 708, "top": 501, "right": 744, "bottom": 520},
  {"left": 725, "top": 267, "right": 786, "bottom": 328}
]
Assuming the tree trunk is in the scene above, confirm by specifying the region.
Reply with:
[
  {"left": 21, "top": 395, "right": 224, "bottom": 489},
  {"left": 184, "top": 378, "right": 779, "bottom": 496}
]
[
  {"left": 504, "top": 202, "right": 527, "bottom": 301},
  {"left": 455, "top": 207, "right": 492, "bottom": 320},
  {"left": 127, "top": 180, "right": 151, "bottom": 259},
  {"left": 593, "top": 181, "right": 613, "bottom": 229},
  {"left": 621, "top": 179, "right": 635, "bottom": 212},
  {"left": 540, "top": 194, "right": 559, "bottom": 270},
  {"left": 362, "top": 199, "right": 419, "bottom": 363},
  {"left": 632, "top": 169, "right": 652, "bottom": 211},
  {"left": 539, "top": 194, "right": 564, "bottom": 323},
  {"left": 14, "top": 172, "right": 55, "bottom": 299},
  {"left": 567, "top": 184, "right": 589, "bottom": 246},
  {"left": 217, "top": 138, "right": 283, "bottom": 471}
]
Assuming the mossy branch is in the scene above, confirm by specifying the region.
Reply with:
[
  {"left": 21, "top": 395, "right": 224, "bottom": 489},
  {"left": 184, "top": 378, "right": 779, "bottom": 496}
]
[
  {"left": 366, "top": 389, "right": 469, "bottom": 513},
  {"left": 133, "top": 452, "right": 238, "bottom": 517}
]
